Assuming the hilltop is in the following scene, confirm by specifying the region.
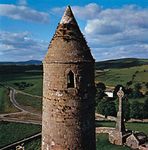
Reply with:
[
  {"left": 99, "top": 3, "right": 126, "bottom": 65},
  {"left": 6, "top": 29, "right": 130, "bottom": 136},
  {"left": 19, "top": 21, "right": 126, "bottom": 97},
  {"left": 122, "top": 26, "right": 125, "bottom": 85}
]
[
  {"left": 0, "top": 58, "right": 148, "bottom": 69},
  {"left": 95, "top": 58, "right": 148, "bottom": 89},
  {"left": 96, "top": 58, "right": 148, "bottom": 70},
  {"left": 0, "top": 60, "right": 42, "bottom": 65}
]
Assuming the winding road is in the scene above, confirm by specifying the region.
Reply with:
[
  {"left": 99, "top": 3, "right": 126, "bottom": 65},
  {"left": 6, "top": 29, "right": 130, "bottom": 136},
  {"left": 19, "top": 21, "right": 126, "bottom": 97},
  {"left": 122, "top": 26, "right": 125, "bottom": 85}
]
[
  {"left": 0, "top": 87, "right": 42, "bottom": 125},
  {"left": 9, "top": 89, "right": 40, "bottom": 116},
  {"left": 0, "top": 86, "right": 42, "bottom": 149}
]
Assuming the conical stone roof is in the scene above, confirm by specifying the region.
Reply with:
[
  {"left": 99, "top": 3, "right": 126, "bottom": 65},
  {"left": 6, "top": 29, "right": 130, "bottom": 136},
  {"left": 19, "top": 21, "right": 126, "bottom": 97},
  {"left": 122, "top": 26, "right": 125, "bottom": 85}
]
[{"left": 44, "top": 6, "right": 94, "bottom": 63}]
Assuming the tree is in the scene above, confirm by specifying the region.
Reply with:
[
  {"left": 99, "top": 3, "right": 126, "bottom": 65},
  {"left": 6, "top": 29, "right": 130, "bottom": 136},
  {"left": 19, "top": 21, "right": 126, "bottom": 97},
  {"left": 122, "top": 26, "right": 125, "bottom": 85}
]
[
  {"left": 122, "top": 98, "right": 131, "bottom": 121},
  {"left": 145, "top": 82, "right": 148, "bottom": 89},
  {"left": 126, "top": 88, "right": 133, "bottom": 98},
  {"left": 126, "top": 81, "right": 133, "bottom": 87},
  {"left": 132, "top": 74, "right": 136, "bottom": 81},
  {"left": 134, "top": 83, "right": 142, "bottom": 91},
  {"left": 96, "top": 82, "right": 106, "bottom": 91},
  {"left": 95, "top": 82, "right": 107, "bottom": 105},
  {"left": 145, "top": 91, "right": 148, "bottom": 96},
  {"left": 143, "top": 98, "right": 148, "bottom": 118},
  {"left": 96, "top": 97, "right": 117, "bottom": 118},
  {"left": 130, "top": 101, "right": 143, "bottom": 119},
  {"left": 133, "top": 83, "right": 143, "bottom": 98}
]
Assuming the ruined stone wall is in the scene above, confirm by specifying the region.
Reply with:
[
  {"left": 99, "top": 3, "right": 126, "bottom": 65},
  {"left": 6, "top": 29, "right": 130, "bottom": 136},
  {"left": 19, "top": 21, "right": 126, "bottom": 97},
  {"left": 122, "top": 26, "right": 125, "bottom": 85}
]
[
  {"left": 42, "top": 62, "right": 96, "bottom": 150},
  {"left": 96, "top": 127, "right": 115, "bottom": 134},
  {"left": 109, "top": 130, "right": 123, "bottom": 145},
  {"left": 96, "top": 127, "right": 123, "bottom": 145}
]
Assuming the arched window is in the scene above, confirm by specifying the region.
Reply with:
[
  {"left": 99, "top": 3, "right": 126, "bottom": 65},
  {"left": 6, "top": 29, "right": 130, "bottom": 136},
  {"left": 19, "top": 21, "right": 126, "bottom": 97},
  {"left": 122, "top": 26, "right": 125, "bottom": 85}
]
[{"left": 67, "top": 71, "right": 75, "bottom": 88}]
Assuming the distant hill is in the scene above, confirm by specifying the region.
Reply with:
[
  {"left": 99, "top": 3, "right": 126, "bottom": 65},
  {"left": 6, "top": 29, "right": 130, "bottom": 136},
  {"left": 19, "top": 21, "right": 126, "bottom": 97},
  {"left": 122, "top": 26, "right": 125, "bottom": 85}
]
[
  {"left": 0, "top": 58, "right": 148, "bottom": 69},
  {"left": 96, "top": 58, "right": 148, "bottom": 70},
  {"left": 0, "top": 60, "right": 42, "bottom": 65}
]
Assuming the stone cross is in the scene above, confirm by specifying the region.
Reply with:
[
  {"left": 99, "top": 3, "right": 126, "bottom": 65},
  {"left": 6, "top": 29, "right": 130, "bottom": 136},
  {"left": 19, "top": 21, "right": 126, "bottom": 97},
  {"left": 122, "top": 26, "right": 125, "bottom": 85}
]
[
  {"left": 116, "top": 87, "right": 125, "bottom": 132},
  {"left": 117, "top": 87, "right": 124, "bottom": 99}
]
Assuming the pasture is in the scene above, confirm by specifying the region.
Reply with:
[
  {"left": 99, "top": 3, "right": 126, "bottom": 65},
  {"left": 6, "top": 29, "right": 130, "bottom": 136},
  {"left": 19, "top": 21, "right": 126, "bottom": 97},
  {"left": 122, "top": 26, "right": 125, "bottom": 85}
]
[{"left": 0, "top": 121, "right": 41, "bottom": 148}]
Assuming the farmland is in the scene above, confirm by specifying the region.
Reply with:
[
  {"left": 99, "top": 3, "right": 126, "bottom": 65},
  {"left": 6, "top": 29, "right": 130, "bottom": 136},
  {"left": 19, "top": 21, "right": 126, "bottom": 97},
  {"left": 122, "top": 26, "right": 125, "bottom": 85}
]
[
  {"left": 0, "top": 121, "right": 41, "bottom": 148},
  {"left": 0, "top": 58, "right": 147, "bottom": 149},
  {"left": 0, "top": 86, "right": 19, "bottom": 113}
]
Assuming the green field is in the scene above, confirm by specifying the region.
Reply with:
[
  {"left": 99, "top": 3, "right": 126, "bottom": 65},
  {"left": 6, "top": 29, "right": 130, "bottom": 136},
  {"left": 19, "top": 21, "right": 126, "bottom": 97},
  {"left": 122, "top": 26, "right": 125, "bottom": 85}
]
[
  {"left": 0, "top": 121, "right": 41, "bottom": 148},
  {"left": 0, "top": 58, "right": 147, "bottom": 149},
  {"left": 126, "top": 122, "right": 148, "bottom": 135},
  {"left": 1, "top": 121, "right": 148, "bottom": 149},
  {"left": 0, "top": 58, "right": 147, "bottom": 94},
  {"left": 0, "top": 73, "right": 43, "bottom": 96},
  {"left": 96, "top": 134, "right": 130, "bottom": 150},
  {"left": 96, "top": 120, "right": 115, "bottom": 127},
  {"left": 0, "top": 59, "right": 147, "bottom": 97},
  {"left": 15, "top": 93, "right": 42, "bottom": 113},
  {"left": 0, "top": 70, "right": 43, "bottom": 113},
  {"left": 0, "top": 87, "right": 19, "bottom": 114},
  {"left": 96, "top": 121, "right": 148, "bottom": 135},
  {"left": 25, "top": 138, "right": 41, "bottom": 150},
  {"left": 128, "top": 97, "right": 146, "bottom": 104},
  {"left": 24, "top": 134, "right": 131, "bottom": 150},
  {"left": 95, "top": 65, "right": 148, "bottom": 87}
]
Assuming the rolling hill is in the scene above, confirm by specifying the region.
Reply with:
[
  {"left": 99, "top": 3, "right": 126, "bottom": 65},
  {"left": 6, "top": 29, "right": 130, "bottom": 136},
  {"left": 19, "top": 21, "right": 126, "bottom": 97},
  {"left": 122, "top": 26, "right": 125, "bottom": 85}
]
[
  {"left": 0, "top": 60, "right": 42, "bottom": 65},
  {"left": 0, "top": 58, "right": 148, "bottom": 69},
  {"left": 95, "top": 58, "right": 148, "bottom": 70}
]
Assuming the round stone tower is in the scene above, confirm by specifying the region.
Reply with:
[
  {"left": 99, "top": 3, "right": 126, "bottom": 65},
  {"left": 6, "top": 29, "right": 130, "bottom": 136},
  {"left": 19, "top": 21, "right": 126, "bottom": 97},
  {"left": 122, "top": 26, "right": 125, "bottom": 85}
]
[{"left": 42, "top": 6, "right": 96, "bottom": 150}]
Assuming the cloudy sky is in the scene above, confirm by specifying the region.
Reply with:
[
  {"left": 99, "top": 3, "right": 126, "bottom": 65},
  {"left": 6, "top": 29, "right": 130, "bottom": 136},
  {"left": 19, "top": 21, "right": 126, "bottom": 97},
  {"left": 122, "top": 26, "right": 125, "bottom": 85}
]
[{"left": 0, "top": 0, "right": 148, "bottom": 61}]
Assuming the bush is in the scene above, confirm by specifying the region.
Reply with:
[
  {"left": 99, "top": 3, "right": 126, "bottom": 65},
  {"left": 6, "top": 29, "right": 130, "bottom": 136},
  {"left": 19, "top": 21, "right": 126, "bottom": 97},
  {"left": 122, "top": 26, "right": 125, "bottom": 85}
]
[
  {"left": 96, "top": 97, "right": 117, "bottom": 117},
  {"left": 96, "top": 82, "right": 107, "bottom": 105},
  {"left": 13, "top": 82, "right": 34, "bottom": 90},
  {"left": 145, "top": 82, "right": 148, "bottom": 88},
  {"left": 143, "top": 98, "right": 148, "bottom": 118},
  {"left": 130, "top": 101, "right": 143, "bottom": 119}
]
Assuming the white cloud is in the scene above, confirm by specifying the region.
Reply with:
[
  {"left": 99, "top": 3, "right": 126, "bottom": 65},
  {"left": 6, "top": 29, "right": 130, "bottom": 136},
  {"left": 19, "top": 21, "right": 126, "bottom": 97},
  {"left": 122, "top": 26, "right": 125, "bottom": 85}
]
[
  {"left": 0, "top": 4, "right": 49, "bottom": 23},
  {"left": 92, "top": 44, "right": 148, "bottom": 61},
  {"left": 0, "top": 3, "right": 147, "bottom": 61},
  {"left": 72, "top": 3, "right": 101, "bottom": 20},
  {"left": 0, "top": 31, "right": 48, "bottom": 61},
  {"left": 85, "top": 19, "right": 123, "bottom": 35},
  {"left": 82, "top": 4, "right": 148, "bottom": 60},
  {"left": 85, "top": 5, "right": 148, "bottom": 35},
  {"left": 51, "top": 3, "right": 101, "bottom": 20}
]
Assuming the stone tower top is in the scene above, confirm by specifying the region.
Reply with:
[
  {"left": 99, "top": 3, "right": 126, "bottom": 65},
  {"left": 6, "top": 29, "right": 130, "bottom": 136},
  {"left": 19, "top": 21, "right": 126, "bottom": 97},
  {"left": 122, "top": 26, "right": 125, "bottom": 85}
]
[
  {"left": 60, "top": 6, "right": 76, "bottom": 24},
  {"left": 44, "top": 6, "right": 94, "bottom": 64}
]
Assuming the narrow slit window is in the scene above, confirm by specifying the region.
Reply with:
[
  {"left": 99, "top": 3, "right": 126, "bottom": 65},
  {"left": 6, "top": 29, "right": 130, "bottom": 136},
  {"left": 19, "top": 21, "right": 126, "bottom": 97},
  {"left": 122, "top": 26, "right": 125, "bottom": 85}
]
[{"left": 67, "top": 71, "right": 75, "bottom": 88}]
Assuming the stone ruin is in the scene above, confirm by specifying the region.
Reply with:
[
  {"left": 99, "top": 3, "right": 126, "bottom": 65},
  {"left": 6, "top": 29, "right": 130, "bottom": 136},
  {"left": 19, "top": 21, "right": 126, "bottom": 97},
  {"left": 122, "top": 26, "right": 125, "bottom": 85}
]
[
  {"left": 109, "top": 87, "right": 129, "bottom": 145},
  {"left": 97, "top": 87, "right": 148, "bottom": 149},
  {"left": 42, "top": 6, "right": 96, "bottom": 150},
  {"left": 41, "top": 4, "right": 148, "bottom": 150}
]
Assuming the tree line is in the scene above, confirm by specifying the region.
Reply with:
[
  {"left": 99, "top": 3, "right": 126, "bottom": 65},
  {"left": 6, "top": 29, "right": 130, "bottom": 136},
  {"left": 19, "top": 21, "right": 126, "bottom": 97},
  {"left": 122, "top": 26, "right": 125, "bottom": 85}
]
[{"left": 0, "top": 65, "right": 42, "bottom": 74}]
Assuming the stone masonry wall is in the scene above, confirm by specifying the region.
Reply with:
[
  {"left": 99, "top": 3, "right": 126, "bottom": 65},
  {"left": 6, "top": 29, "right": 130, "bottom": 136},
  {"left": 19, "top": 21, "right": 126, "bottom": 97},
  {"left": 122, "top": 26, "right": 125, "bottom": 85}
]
[
  {"left": 96, "top": 127, "right": 123, "bottom": 145},
  {"left": 42, "top": 62, "right": 96, "bottom": 150}
]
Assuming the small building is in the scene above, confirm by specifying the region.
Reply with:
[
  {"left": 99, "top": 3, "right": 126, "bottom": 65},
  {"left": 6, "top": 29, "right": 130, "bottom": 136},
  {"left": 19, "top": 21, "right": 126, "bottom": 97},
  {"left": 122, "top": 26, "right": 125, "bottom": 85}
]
[
  {"left": 105, "top": 87, "right": 114, "bottom": 98},
  {"left": 105, "top": 91, "right": 113, "bottom": 98},
  {"left": 126, "top": 132, "right": 147, "bottom": 149}
]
